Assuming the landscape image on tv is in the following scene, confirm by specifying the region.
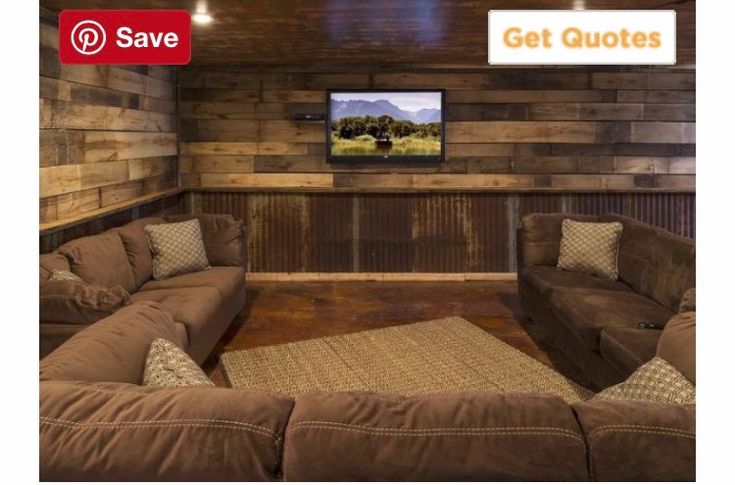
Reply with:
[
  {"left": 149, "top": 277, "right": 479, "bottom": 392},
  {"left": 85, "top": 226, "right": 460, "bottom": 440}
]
[{"left": 329, "top": 91, "right": 442, "bottom": 157}]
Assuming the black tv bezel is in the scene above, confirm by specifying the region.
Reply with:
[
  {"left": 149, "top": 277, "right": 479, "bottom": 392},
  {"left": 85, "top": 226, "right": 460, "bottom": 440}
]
[{"left": 326, "top": 88, "right": 446, "bottom": 164}]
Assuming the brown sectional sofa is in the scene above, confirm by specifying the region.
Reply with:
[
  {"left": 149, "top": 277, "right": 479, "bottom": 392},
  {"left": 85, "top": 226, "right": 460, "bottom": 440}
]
[
  {"left": 517, "top": 213, "right": 695, "bottom": 388},
  {"left": 39, "top": 213, "right": 246, "bottom": 364},
  {"left": 40, "top": 301, "right": 695, "bottom": 480}
]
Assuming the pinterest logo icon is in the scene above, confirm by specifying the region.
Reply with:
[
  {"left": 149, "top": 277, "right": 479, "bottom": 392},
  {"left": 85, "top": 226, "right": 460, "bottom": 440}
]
[{"left": 70, "top": 20, "right": 106, "bottom": 55}]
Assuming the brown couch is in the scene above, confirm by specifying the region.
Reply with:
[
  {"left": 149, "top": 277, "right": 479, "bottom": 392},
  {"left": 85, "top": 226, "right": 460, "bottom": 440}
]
[
  {"left": 39, "top": 213, "right": 246, "bottom": 364},
  {"left": 39, "top": 301, "right": 695, "bottom": 481},
  {"left": 517, "top": 213, "right": 696, "bottom": 388}
]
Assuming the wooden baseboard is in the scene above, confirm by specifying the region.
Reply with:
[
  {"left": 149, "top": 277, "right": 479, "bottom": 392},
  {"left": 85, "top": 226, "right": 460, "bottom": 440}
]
[{"left": 246, "top": 272, "right": 517, "bottom": 282}]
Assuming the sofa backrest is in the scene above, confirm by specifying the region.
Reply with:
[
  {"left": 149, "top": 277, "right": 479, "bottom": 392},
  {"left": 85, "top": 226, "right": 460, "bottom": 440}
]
[
  {"left": 40, "top": 380, "right": 295, "bottom": 481},
  {"left": 39, "top": 252, "right": 70, "bottom": 283},
  {"left": 601, "top": 214, "right": 695, "bottom": 313},
  {"left": 518, "top": 213, "right": 600, "bottom": 268},
  {"left": 573, "top": 399, "right": 695, "bottom": 481},
  {"left": 112, "top": 216, "right": 165, "bottom": 290},
  {"left": 283, "top": 390, "right": 590, "bottom": 481},
  {"left": 55, "top": 230, "right": 137, "bottom": 293},
  {"left": 165, "top": 214, "right": 245, "bottom": 266},
  {"left": 40, "top": 302, "right": 186, "bottom": 384}
]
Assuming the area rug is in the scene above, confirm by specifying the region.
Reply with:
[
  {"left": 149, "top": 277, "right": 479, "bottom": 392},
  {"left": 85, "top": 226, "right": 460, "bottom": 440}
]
[{"left": 220, "top": 317, "right": 592, "bottom": 403}]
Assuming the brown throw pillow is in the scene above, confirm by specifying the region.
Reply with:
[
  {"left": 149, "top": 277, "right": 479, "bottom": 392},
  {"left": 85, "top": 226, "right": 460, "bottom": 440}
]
[
  {"left": 144, "top": 220, "right": 211, "bottom": 280},
  {"left": 657, "top": 311, "right": 695, "bottom": 384},
  {"left": 557, "top": 219, "right": 623, "bottom": 280},
  {"left": 592, "top": 357, "right": 695, "bottom": 405},
  {"left": 679, "top": 288, "right": 695, "bottom": 313},
  {"left": 49, "top": 270, "right": 83, "bottom": 283},
  {"left": 40, "top": 280, "right": 131, "bottom": 324},
  {"left": 143, "top": 339, "right": 214, "bottom": 387}
]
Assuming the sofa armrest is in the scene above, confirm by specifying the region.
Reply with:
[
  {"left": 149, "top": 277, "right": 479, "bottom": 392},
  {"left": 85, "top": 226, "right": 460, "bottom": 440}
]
[
  {"left": 573, "top": 399, "right": 695, "bottom": 481},
  {"left": 166, "top": 214, "right": 245, "bottom": 267},
  {"left": 518, "top": 213, "right": 599, "bottom": 268},
  {"left": 40, "top": 380, "right": 294, "bottom": 481}
]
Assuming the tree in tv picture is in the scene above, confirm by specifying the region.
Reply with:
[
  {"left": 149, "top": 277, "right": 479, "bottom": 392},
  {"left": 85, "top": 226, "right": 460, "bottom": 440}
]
[{"left": 330, "top": 92, "right": 442, "bottom": 156}]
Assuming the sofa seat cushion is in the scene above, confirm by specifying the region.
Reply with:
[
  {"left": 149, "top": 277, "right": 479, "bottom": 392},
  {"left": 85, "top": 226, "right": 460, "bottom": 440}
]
[
  {"left": 520, "top": 266, "right": 632, "bottom": 298},
  {"left": 40, "top": 381, "right": 295, "bottom": 481},
  {"left": 131, "top": 286, "right": 244, "bottom": 364},
  {"left": 40, "top": 302, "right": 185, "bottom": 384},
  {"left": 57, "top": 231, "right": 137, "bottom": 293},
  {"left": 283, "top": 391, "right": 588, "bottom": 481},
  {"left": 139, "top": 266, "right": 245, "bottom": 298},
  {"left": 600, "top": 327, "right": 661, "bottom": 378},
  {"left": 550, "top": 288, "right": 673, "bottom": 350}
]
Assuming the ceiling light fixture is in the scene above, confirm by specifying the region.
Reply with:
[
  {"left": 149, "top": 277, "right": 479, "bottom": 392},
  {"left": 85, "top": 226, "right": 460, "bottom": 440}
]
[{"left": 192, "top": 12, "right": 213, "bottom": 24}]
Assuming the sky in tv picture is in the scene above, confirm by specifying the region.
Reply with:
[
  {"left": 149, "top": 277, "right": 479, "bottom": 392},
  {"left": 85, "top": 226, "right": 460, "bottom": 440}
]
[{"left": 330, "top": 92, "right": 442, "bottom": 122}]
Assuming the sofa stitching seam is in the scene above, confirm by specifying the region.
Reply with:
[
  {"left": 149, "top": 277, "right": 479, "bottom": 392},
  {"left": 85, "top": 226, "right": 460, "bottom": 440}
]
[{"left": 40, "top": 416, "right": 276, "bottom": 437}]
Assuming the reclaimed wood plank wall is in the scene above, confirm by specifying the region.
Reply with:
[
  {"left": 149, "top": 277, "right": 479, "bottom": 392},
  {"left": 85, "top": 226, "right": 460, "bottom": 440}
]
[
  {"left": 39, "top": 19, "right": 179, "bottom": 226},
  {"left": 179, "top": 66, "right": 695, "bottom": 191},
  {"left": 189, "top": 191, "right": 695, "bottom": 273}
]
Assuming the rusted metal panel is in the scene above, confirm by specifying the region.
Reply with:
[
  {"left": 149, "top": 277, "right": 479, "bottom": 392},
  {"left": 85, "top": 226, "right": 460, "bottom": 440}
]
[
  {"left": 247, "top": 193, "right": 308, "bottom": 272},
  {"left": 308, "top": 194, "right": 354, "bottom": 272},
  {"left": 358, "top": 194, "right": 414, "bottom": 272},
  {"left": 518, "top": 193, "right": 563, "bottom": 218},
  {"left": 467, "top": 194, "right": 508, "bottom": 272},
  {"left": 412, "top": 194, "right": 469, "bottom": 272}
]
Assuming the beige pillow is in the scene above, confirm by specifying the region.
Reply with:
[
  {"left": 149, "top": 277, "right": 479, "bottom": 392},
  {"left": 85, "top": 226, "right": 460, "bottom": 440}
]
[
  {"left": 557, "top": 219, "right": 623, "bottom": 280},
  {"left": 143, "top": 338, "right": 214, "bottom": 388},
  {"left": 144, "top": 219, "right": 210, "bottom": 280},
  {"left": 49, "top": 270, "right": 83, "bottom": 282},
  {"left": 40, "top": 280, "right": 131, "bottom": 324},
  {"left": 593, "top": 357, "right": 695, "bottom": 405}
]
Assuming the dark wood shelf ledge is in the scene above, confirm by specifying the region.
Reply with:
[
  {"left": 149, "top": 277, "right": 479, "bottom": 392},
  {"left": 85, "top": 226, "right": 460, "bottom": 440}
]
[
  {"left": 39, "top": 188, "right": 184, "bottom": 236},
  {"left": 188, "top": 186, "right": 696, "bottom": 194}
]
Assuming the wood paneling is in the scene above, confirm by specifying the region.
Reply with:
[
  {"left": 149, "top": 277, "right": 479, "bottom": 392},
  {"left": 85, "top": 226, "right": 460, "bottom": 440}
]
[
  {"left": 39, "top": 0, "right": 695, "bottom": 67},
  {"left": 39, "top": 20, "right": 178, "bottom": 225},
  {"left": 180, "top": 66, "right": 694, "bottom": 192},
  {"left": 188, "top": 191, "right": 694, "bottom": 273}
]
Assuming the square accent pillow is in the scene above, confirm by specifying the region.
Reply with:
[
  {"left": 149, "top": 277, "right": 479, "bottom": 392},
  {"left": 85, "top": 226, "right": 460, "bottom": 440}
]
[
  {"left": 593, "top": 357, "right": 695, "bottom": 405},
  {"left": 49, "top": 270, "right": 83, "bottom": 283},
  {"left": 557, "top": 219, "right": 623, "bottom": 280},
  {"left": 144, "top": 219, "right": 211, "bottom": 280},
  {"left": 143, "top": 338, "right": 214, "bottom": 388},
  {"left": 679, "top": 287, "right": 696, "bottom": 313},
  {"left": 40, "top": 280, "right": 131, "bottom": 324}
]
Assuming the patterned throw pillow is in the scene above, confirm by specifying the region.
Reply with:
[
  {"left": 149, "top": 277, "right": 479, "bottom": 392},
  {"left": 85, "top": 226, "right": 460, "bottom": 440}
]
[
  {"left": 143, "top": 338, "right": 215, "bottom": 387},
  {"left": 593, "top": 357, "right": 695, "bottom": 405},
  {"left": 557, "top": 219, "right": 623, "bottom": 280},
  {"left": 679, "top": 288, "right": 696, "bottom": 313},
  {"left": 49, "top": 270, "right": 83, "bottom": 283},
  {"left": 144, "top": 219, "right": 210, "bottom": 280}
]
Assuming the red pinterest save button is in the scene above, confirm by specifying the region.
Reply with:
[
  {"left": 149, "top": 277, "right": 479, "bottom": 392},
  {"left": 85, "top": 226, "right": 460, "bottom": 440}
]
[{"left": 59, "top": 10, "right": 191, "bottom": 65}]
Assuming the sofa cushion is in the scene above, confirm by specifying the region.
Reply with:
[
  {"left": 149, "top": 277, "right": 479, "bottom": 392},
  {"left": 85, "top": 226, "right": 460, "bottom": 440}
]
[
  {"left": 601, "top": 214, "right": 695, "bottom": 313},
  {"left": 40, "top": 280, "right": 131, "bottom": 324},
  {"left": 40, "top": 380, "right": 294, "bottom": 481},
  {"left": 593, "top": 357, "right": 695, "bottom": 405},
  {"left": 57, "top": 231, "right": 137, "bottom": 293},
  {"left": 145, "top": 220, "right": 211, "bottom": 280},
  {"left": 40, "top": 252, "right": 71, "bottom": 283},
  {"left": 550, "top": 287, "right": 674, "bottom": 350},
  {"left": 166, "top": 214, "right": 244, "bottom": 266},
  {"left": 143, "top": 339, "right": 214, "bottom": 388},
  {"left": 557, "top": 219, "right": 623, "bottom": 279},
  {"left": 130, "top": 286, "right": 243, "bottom": 364},
  {"left": 657, "top": 311, "right": 695, "bottom": 384},
  {"left": 519, "top": 213, "right": 600, "bottom": 268},
  {"left": 139, "top": 266, "right": 245, "bottom": 298},
  {"left": 283, "top": 391, "right": 588, "bottom": 481},
  {"left": 520, "top": 266, "right": 632, "bottom": 298},
  {"left": 572, "top": 399, "right": 695, "bottom": 481},
  {"left": 40, "top": 302, "right": 185, "bottom": 384},
  {"left": 113, "top": 217, "right": 165, "bottom": 290},
  {"left": 600, "top": 327, "right": 661, "bottom": 378}
]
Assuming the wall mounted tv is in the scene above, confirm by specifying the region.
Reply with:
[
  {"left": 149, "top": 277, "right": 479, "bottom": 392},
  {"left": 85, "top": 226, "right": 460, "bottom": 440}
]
[{"left": 327, "top": 90, "right": 445, "bottom": 163}]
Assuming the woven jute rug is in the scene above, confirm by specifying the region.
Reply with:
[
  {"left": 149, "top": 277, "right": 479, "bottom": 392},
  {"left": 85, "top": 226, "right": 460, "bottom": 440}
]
[{"left": 220, "top": 317, "right": 592, "bottom": 403}]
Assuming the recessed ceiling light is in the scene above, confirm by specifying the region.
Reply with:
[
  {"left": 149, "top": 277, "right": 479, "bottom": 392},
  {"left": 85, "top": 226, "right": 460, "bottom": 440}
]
[{"left": 192, "top": 12, "right": 213, "bottom": 24}]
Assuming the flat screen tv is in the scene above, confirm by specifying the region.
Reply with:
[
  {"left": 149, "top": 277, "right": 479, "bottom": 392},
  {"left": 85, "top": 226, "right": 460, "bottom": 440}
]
[{"left": 327, "top": 89, "right": 445, "bottom": 163}]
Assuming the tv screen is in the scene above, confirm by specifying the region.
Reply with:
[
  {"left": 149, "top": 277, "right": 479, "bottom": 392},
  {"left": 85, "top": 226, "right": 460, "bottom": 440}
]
[{"left": 327, "top": 90, "right": 445, "bottom": 163}]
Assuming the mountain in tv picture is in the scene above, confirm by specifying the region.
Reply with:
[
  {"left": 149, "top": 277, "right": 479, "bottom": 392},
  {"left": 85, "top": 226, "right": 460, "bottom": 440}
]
[{"left": 332, "top": 99, "right": 441, "bottom": 123}]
